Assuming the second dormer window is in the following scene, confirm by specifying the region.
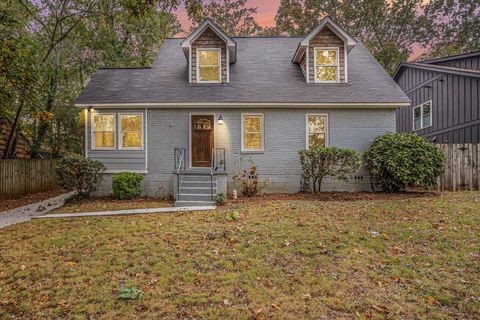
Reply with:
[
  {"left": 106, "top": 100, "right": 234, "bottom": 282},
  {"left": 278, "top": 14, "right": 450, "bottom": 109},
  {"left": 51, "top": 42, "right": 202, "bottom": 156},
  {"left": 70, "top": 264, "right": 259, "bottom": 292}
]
[
  {"left": 314, "top": 48, "right": 339, "bottom": 83},
  {"left": 197, "top": 48, "right": 221, "bottom": 83}
]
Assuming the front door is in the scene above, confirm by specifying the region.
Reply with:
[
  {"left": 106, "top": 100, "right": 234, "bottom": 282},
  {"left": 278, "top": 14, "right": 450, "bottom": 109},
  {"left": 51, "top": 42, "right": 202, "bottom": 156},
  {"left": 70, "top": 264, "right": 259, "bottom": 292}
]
[{"left": 191, "top": 115, "right": 214, "bottom": 167}]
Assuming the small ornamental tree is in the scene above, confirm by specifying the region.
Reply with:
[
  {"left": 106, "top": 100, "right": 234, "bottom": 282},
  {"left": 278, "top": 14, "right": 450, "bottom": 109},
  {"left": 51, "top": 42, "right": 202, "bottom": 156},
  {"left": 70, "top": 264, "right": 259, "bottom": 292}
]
[
  {"left": 364, "top": 133, "right": 445, "bottom": 192},
  {"left": 299, "top": 147, "right": 361, "bottom": 192},
  {"left": 56, "top": 154, "right": 105, "bottom": 198},
  {"left": 112, "top": 172, "right": 144, "bottom": 199}
]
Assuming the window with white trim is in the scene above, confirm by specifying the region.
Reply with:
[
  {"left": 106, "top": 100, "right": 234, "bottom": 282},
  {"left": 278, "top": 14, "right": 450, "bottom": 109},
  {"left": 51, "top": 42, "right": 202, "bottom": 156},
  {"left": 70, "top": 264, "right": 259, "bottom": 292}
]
[
  {"left": 242, "top": 114, "right": 264, "bottom": 152},
  {"left": 413, "top": 101, "right": 432, "bottom": 130},
  {"left": 314, "top": 48, "right": 339, "bottom": 82},
  {"left": 197, "top": 48, "right": 221, "bottom": 82},
  {"left": 92, "top": 114, "right": 115, "bottom": 149},
  {"left": 307, "top": 114, "right": 327, "bottom": 148},
  {"left": 120, "top": 114, "right": 143, "bottom": 149}
]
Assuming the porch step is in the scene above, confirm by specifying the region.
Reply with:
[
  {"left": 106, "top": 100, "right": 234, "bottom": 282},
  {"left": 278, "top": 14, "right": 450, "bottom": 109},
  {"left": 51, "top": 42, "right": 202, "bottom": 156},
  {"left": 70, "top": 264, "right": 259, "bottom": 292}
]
[{"left": 175, "top": 173, "right": 217, "bottom": 207}]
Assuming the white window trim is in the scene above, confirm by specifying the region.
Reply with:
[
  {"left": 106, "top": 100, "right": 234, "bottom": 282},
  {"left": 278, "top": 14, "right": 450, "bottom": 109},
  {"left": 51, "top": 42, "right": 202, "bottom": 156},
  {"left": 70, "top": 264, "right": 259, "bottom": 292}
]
[
  {"left": 196, "top": 48, "right": 221, "bottom": 83},
  {"left": 314, "top": 47, "right": 340, "bottom": 83},
  {"left": 119, "top": 112, "right": 144, "bottom": 150},
  {"left": 306, "top": 113, "right": 329, "bottom": 148},
  {"left": 91, "top": 112, "right": 116, "bottom": 150},
  {"left": 241, "top": 113, "right": 264, "bottom": 153},
  {"left": 413, "top": 100, "right": 432, "bottom": 131}
]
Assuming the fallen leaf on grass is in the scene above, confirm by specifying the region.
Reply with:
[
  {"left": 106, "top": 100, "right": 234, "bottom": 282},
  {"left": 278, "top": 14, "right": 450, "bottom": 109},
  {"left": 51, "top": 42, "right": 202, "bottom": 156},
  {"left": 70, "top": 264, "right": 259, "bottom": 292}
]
[{"left": 427, "top": 296, "right": 437, "bottom": 305}]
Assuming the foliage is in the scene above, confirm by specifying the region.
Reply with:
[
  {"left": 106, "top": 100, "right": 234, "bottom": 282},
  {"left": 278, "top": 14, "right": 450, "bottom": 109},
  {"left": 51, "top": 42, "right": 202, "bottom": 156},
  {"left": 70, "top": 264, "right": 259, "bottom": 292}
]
[
  {"left": 232, "top": 156, "right": 268, "bottom": 197},
  {"left": 299, "top": 147, "right": 360, "bottom": 192},
  {"left": 56, "top": 154, "right": 105, "bottom": 197},
  {"left": 189, "top": 0, "right": 262, "bottom": 36},
  {"left": 215, "top": 193, "right": 227, "bottom": 206},
  {"left": 112, "top": 172, "right": 144, "bottom": 200},
  {"left": 117, "top": 286, "right": 143, "bottom": 300},
  {"left": 228, "top": 210, "right": 239, "bottom": 221},
  {"left": 364, "top": 133, "right": 445, "bottom": 192}
]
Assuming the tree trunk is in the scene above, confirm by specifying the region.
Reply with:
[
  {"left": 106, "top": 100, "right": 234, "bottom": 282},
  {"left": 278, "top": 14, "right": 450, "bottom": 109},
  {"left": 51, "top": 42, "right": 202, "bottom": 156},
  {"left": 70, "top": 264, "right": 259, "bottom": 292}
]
[{"left": 3, "top": 86, "right": 27, "bottom": 159}]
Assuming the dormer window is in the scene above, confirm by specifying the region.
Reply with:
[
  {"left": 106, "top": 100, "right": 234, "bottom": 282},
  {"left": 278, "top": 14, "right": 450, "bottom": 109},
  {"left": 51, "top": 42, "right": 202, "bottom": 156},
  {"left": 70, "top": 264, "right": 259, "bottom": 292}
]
[
  {"left": 197, "top": 48, "right": 221, "bottom": 83},
  {"left": 314, "top": 48, "right": 339, "bottom": 82}
]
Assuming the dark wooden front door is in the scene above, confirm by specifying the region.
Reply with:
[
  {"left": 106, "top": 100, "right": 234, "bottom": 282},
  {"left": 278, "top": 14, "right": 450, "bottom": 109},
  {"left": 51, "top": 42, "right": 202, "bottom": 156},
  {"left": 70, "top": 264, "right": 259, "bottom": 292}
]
[{"left": 191, "top": 115, "right": 214, "bottom": 167}]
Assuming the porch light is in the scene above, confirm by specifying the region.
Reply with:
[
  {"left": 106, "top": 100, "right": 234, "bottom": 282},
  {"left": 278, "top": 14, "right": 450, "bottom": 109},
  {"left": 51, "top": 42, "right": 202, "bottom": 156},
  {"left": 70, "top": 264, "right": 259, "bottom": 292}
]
[
  {"left": 217, "top": 114, "right": 224, "bottom": 125},
  {"left": 87, "top": 105, "right": 93, "bottom": 112}
]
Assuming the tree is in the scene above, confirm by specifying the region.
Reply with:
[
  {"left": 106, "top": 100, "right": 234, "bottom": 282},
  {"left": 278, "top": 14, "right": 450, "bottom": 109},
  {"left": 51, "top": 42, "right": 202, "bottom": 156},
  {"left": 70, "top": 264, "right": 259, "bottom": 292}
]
[
  {"left": 299, "top": 147, "right": 360, "bottom": 192},
  {"left": 274, "top": 0, "right": 426, "bottom": 74},
  {"left": 189, "top": 0, "right": 263, "bottom": 36}
]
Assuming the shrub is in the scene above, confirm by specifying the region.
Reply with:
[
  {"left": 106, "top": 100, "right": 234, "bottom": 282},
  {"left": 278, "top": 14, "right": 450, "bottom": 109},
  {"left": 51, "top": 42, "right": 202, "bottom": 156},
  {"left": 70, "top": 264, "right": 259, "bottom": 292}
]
[
  {"left": 299, "top": 147, "right": 361, "bottom": 192},
  {"left": 232, "top": 156, "right": 269, "bottom": 197},
  {"left": 112, "top": 172, "right": 144, "bottom": 199},
  {"left": 56, "top": 154, "right": 105, "bottom": 198},
  {"left": 215, "top": 193, "right": 227, "bottom": 206},
  {"left": 364, "top": 133, "right": 445, "bottom": 192}
]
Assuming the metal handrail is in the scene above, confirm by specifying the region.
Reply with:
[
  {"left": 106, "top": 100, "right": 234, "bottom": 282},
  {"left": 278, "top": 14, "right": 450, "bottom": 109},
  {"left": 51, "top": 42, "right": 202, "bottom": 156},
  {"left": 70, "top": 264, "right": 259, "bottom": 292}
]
[
  {"left": 174, "top": 148, "right": 186, "bottom": 199},
  {"left": 210, "top": 148, "right": 214, "bottom": 201}
]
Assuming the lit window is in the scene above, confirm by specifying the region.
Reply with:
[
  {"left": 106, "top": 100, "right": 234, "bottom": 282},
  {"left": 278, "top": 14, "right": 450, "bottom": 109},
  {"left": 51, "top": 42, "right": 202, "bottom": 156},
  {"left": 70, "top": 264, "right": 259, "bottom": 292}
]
[
  {"left": 307, "top": 114, "right": 327, "bottom": 148},
  {"left": 242, "top": 114, "right": 264, "bottom": 152},
  {"left": 197, "top": 49, "right": 220, "bottom": 82},
  {"left": 315, "top": 48, "right": 338, "bottom": 82},
  {"left": 120, "top": 114, "right": 143, "bottom": 149},
  {"left": 92, "top": 114, "right": 115, "bottom": 149},
  {"left": 413, "top": 101, "right": 432, "bottom": 130}
]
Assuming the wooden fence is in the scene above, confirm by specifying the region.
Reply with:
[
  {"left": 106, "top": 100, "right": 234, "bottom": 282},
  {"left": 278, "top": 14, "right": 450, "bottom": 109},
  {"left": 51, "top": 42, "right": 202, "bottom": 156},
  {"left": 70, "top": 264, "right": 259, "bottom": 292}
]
[
  {"left": 437, "top": 144, "right": 480, "bottom": 191},
  {"left": 0, "top": 159, "right": 58, "bottom": 200}
]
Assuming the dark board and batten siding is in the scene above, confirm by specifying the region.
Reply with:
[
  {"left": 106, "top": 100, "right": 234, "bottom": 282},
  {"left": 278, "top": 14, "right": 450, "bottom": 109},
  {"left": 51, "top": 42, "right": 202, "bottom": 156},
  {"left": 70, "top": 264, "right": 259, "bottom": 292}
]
[
  {"left": 430, "top": 56, "right": 480, "bottom": 70},
  {"left": 86, "top": 109, "right": 147, "bottom": 172},
  {"left": 396, "top": 67, "right": 480, "bottom": 143}
]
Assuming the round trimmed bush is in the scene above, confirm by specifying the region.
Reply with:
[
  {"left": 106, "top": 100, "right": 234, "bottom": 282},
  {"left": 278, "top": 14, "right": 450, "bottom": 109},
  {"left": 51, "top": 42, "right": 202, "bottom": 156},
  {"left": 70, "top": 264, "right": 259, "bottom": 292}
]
[
  {"left": 364, "top": 133, "right": 445, "bottom": 192},
  {"left": 112, "top": 172, "right": 144, "bottom": 199}
]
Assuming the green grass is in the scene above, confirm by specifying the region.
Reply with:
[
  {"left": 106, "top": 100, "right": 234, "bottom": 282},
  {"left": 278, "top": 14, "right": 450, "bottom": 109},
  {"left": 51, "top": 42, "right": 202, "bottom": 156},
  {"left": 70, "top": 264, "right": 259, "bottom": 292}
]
[{"left": 0, "top": 192, "right": 479, "bottom": 319}]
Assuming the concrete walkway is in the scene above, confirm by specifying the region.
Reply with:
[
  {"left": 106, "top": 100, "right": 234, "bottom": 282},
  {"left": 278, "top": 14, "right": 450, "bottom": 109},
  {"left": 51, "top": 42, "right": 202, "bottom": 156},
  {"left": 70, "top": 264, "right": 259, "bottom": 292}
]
[
  {"left": 34, "top": 206, "right": 216, "bottom": 219},
  {"left": 0, "top": 192, "right": 75, "bottom": 229}
]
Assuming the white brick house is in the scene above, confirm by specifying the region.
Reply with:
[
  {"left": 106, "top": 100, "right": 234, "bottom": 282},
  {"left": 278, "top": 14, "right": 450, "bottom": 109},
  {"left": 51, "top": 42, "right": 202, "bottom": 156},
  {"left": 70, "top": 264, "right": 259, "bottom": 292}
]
[{"left": 76, "top": 17, "right": 410, "bottom": 206}]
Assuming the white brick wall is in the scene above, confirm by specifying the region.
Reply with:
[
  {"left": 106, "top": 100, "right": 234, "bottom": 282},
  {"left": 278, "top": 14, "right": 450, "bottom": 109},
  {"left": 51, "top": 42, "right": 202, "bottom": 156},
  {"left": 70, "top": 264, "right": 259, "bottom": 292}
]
[{"left": 96, "top": 107, "right": 396, "bottom": 196}]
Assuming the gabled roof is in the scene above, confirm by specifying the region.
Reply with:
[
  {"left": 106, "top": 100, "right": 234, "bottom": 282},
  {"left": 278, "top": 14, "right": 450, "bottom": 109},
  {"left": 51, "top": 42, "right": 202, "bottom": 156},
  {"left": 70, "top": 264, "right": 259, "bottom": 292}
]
[
  {"left": 393, "top": 62, "right": 480, "bottom": 80},
  {"left": 292, "top": 16, "right": 357, "bottom": 63},
  {"left": 420, "top": 51, "right": 480, "bottom": 64},
  {"left": 76, "top": 37, "right": 410, "bottom": 106},
  {"left": 181, "top": 19, "right": 237, "bottom": 63}
]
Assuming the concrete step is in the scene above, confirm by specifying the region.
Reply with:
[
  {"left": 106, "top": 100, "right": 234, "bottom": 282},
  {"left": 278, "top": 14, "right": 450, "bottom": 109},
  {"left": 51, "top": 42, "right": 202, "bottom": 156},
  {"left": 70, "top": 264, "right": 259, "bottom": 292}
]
[
  {"left": 181, "top": 175, "right": 216, "bottom": 182},
  {"left": 177, "top": 193, "right": 215, "bottom": 202},
  {"left": 179, "top": 187, "right": 216, "bottom": 195},
  {"left": 175, "top": 200, "right": 215, "bottom": 207}
]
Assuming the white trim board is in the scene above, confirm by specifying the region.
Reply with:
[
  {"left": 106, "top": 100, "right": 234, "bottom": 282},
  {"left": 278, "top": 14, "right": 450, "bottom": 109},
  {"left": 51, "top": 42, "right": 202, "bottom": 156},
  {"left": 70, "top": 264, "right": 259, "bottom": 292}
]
[{"left": 77, "top": 102, "right": 410, "bottom": 108}]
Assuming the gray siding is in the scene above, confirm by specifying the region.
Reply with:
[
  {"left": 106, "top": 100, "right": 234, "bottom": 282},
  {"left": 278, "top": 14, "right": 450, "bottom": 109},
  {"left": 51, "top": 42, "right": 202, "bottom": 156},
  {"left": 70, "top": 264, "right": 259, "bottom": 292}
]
[
  {"left": 86, "top": 109, "right": 147, "bottom": 172},
  {"left": 92, "top": 108, "right": 396, "bottom": 197},
  {"left": 396, "top": 67, "right": 480, "bottom": 143}
]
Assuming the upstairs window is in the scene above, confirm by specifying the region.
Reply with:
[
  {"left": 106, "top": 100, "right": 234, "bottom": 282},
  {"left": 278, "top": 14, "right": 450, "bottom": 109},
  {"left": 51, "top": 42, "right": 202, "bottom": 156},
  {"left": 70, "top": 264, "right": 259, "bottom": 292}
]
[
  {"left": 314, "top": 48, "right": 339, "bottom": 82},
  {"left": 197, "top": 48, "right": 221, "bottom": 83},
  {"left": 306, "top": 114, "right": 328, "bottom": 148},
  {"left": 92, "top": 114, "right": 115, "bottom": 149},
  {"left": 413, "top": 101, "right": 432, "bottom": 130},
  {"left": 242, "top": 114, "right": 264, "bottom": 152},
  {"left": 120, "top": 114, "right": 143, "bottom": 149}
]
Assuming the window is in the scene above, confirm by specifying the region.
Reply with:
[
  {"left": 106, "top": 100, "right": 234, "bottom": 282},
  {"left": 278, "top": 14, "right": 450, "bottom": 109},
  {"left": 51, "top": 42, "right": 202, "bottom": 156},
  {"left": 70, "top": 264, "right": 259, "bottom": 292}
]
[
  {"left": 413, "top": 101, "right": 432, "bottom": 130},
  {"left": 242, "top": 114, "right": 264, "bottom": 152},
  {"left": 197, "top": 48, "right": 221, "bottom": 82},
  {"left": 92, "top": 114, "right": 115, "bottom": 149},
  {"left": 314, "top": 48, "right": 339, "bottom": 82},
  {"left": 306, "top": 114, "right": 328, "bottom": 148},
  {"left": 120, "top": 114, "right": 143, "bottom": 149}
]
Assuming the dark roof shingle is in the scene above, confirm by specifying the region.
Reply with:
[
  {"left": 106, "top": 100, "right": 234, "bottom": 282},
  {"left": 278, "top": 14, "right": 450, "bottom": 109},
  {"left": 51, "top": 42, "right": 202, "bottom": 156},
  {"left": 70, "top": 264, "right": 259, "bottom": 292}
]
[{"left": 76, "top": 37, "right": 409, "bottom": 105}]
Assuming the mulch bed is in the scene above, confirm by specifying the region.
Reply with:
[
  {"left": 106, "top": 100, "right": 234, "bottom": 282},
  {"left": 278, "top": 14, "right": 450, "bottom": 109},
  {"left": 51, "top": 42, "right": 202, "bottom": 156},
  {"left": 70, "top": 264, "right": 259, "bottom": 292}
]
[
  {"left": 227, "top": 191, "right": 440, "bottom": 205},
  {"left": 0, "top": 189, "right": 66, "bottom": 213}
]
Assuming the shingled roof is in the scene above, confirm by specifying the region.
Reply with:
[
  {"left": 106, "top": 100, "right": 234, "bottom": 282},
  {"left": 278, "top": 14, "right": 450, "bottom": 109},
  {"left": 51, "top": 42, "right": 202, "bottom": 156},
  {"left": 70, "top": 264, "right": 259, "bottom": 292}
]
[{"left": 76, "top": 37, "right": 410, "bottom": 106}]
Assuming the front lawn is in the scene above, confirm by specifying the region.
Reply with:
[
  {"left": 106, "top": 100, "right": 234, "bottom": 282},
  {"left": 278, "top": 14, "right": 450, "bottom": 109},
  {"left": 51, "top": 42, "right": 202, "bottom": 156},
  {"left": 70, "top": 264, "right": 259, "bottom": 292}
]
[
  {"left": 0, "top": 192, "right": 479, "bottom": 319},
  {"left": 51, "top": 196, "right": 173, "bottom": 213}
]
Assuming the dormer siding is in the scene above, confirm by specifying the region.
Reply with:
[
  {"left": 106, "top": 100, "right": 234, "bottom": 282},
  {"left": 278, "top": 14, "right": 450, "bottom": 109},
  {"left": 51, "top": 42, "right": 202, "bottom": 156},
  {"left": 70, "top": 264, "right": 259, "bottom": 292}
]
[
  {"left": 308, "top": 26, "right": 346, "bottom": 83},
  {"left": 191, "top": 27, "right": 228, "bottom": 83}
]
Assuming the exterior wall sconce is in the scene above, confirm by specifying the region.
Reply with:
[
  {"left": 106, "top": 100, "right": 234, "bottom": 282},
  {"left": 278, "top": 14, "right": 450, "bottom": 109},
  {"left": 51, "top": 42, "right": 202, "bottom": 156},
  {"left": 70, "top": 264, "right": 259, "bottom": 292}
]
[
  {"left": 217, "top": 114, "right": 224, "bottom": 125},
  {"left": 87, "top": 105, "right": 93, "bottom": 112}
]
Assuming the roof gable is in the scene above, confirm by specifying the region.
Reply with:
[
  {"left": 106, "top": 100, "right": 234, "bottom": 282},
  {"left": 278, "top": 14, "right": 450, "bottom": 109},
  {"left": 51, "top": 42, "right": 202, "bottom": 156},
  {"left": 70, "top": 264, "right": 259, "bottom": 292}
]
[{"left": 181, "top": 19, "right": 237, "bottom": 63}]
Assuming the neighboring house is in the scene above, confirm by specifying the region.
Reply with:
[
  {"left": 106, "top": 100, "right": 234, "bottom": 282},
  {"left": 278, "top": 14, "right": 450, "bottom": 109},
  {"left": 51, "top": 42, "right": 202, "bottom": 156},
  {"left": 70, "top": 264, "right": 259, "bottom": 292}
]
[
  {"left": 394, "top": 51, "right": 480, "bottom": 143},
  {"left": 0, "top": 117, "right": 30, "bottom": 159},
  {"left": 75, "top": 17, "right": 409, "bottom": 206}
]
